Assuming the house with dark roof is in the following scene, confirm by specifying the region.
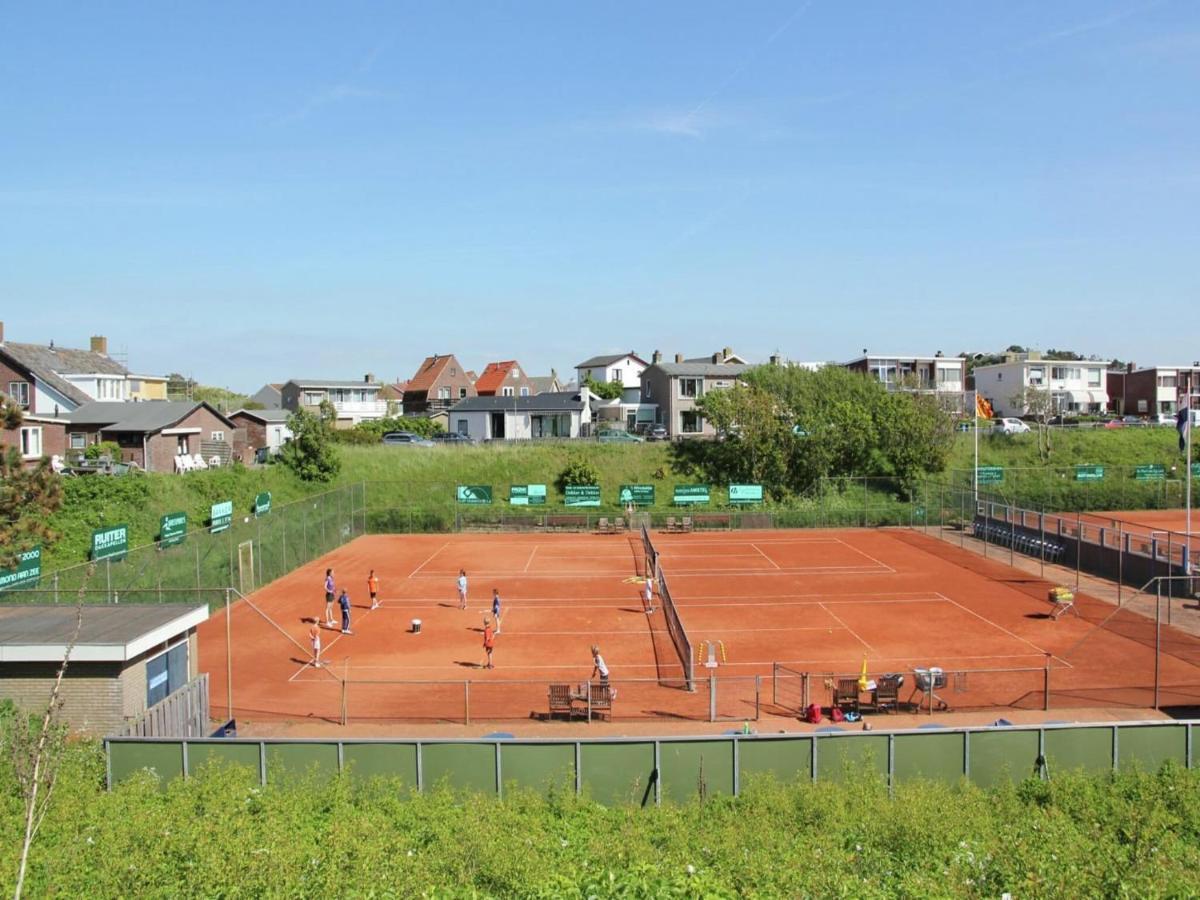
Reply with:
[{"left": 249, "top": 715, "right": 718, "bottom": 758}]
[
  {"left": 0, "top": 323, "right": 133, "bottom": 412},
  {"left": 280, "top": 376, "right": 387, "bottom": 426},
  {"left": 66, "top": 401, "right": 238, "bottom": 471},
  {"left": 474, "top": 360, "right": 534, "bottom": 398},
  {"left": 249, "top": 383, "right": 284, "bottom": 409},
  {"left": 684, "top": 347, "right": 749, "bottom": 366},
  {"left": 528, "top": 370, "right": 564, "bottom": 395},
  {"left": 402, "top": 354, "right": 477, "bottom": 414},
  {"left": 229, "top": 408, "right": 294, "bottom": 458},
  {"left": 640, "top": 352, "right": 750, "bottom": 439},
  {"left": 574, "top": 352, "right": 657, "bottom": 431},
  {"left": 447, "top": 392, "right": 593, "bottom": 440}
]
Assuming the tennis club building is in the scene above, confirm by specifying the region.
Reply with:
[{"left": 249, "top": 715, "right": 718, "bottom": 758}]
[{"left": 0, "top": 603, "right": 208, "bottom": 734}]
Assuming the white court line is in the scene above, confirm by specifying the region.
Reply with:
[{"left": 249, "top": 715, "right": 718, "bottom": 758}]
[
  {"left": 523, "top": 545, "right": 539, "bottom": 573},
  {"left": 288, "top": 601, "right": 385, "bottom": 682},
  {"left": 932, "top": 590, "right": 1056, "bottom": 660},
  {"left": 409, "top": 541, "right": 450, "bottom": 577},
  {"left": 371, "top": 591, "right": 945, "bottom": 604},
  {"left": 820, "top": 602, "right": 876, "bottom": 654},
  {"left": 406, "top": 567, "right": 891, "bottom": 578},
  {"left": 828, "top": 536, "right": 896, "bottom": 574},
  {"left": 750, "top": 543, "right": 781, "bottom": 570}
]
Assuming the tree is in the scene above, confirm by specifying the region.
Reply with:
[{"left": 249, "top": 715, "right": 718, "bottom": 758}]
[
  {"left": 0, "top": 397, "right": 63, "bottom": 569},
  {"left": 582, "top": 376, "right": 623, "bottom": 401},
  {"left": 555, "top": 455, "right": 600, "bottom": 493},
  {"left": 695, "top": 384, "right": 794, "bottom": 497},
  {"left": 278, "top": 408, "right": 341, "bottom": 482},
  {"left": 1010, "top": 386, "right": 1055, "bottom": 459}
]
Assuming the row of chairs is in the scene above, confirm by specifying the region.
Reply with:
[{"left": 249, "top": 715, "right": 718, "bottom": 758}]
[
  {"left": 173, "top": 453, "right": 225, "bottom": 474},
  {"left": 596, "top": 517, "right": 627, "bottom": 533},
  {"left": 973, "top": 520, "right": 1066, "bottom": 563}
]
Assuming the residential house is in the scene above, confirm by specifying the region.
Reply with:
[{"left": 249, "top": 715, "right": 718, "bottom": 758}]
[
  {"left": 65, "top": 401, "right": 238, "bottom": 471},
  {"left": 128, "top": 374, "right": 169, "bottom": 401},
  {"left": 528, "top": 369, "right": 564, "bottom": 395},
  {"left": 229, "top": 408, "right": 294, "bottom": 459},
  {"left": 1107, "top": 364, "right": 1200, "bottom": 417},
  {"left": 402, "top": 354, "right": 477, "bottom": 414},
  {"left": 974, "top": 352, "right": 1108, "bottom": 417},
  {"left": 0, "top": 324, "right": 132, "bottom": 412},
  {"left": 639, "top": 352, "right": 749, "bottom": 439},
  {"left": 447, "top": 392, "right": 593, "bottom": 440},
  {"left": 474, "top": 360, "right": 534, "bottom": 398},
  {"left": 280, "top": 376, "right": 388, "bottom": 426},
  {"left": 249, "top": 383, "right": 284, "bottom": 409},
  {"left": 843, "top": 351, "right": 967, "bottom": 412},
  {"left": 377, "top": 380, "right": 408, "bottom": 416},
  {"left": 685, "top": 347, "right": 749, "bottom": 366},
  {"left": 574, "top": 352, "right": 657, "bottom": 431}
]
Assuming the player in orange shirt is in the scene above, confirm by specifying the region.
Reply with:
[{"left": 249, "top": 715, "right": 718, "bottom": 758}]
[
  {"left": 309, "top": 621, "right": 322, "bottom": 668},
  {"left": 367, "top": 569, "right": 380, "bottom": 610}
]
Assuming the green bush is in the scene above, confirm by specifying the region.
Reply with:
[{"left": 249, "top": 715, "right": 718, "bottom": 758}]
[
  {"left": 555, "top": 455, "right": 601, "bottom": 493},
  {"left": 83, "top": 441, "right": 121, "bottom": 461}
]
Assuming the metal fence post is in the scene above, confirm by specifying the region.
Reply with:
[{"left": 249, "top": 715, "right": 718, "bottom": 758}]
[
  {"left": 225, "top": 587, "right": 233, "bottom": 720},
  {"left": 755, "top": 675, "right": 761, "bottom": 721},
  {"left": 709, "top": 676, "right": 717, "bottom": 722},
  {"left": 1039, "top": 506, "right": 1045, "bottom": 578},
  {"left": 1076, "top": 512, "right": 1082, "bottom": 591},
  {"left": 464, "top": 681, "right": 471, "bottom": 725},
  {"left": 1043, "top": 653, "right": 1051, "bottom": 711},
  {"left": 1117, "top": 521, "right": 1123, "bottom": 606}
]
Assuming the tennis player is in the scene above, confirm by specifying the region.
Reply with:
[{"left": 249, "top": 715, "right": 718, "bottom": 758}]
[
  {"left": 491, "top": 588, "right": 502, "bottom": 634},
  {"left": 309, "top": 621, "right": 322, "bottom": 668},
  {"left": 457, "top": 569, "right": 468, "bottom": 610},
  {"left": 367, "top": 569, "right": 380, "bottom": 609},
  {"left": 643, "top": 574, "right": 655, "bottom": 614},
  {"left": 323, "top": 569, "right": 336, "bottom": 627},
  {"left": 482, "top": 617, "right": 495, "bottom": 669}
]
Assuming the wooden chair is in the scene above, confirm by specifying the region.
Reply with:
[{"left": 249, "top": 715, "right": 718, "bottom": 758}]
[
  {"left": 872, "top": 676, "right": 901, "bottom": 713},
  {"left": 613, "top": 517, "right": 624, "bottom": 532},
  {"left": 666, "top": 516, "right": 678, "bottom": 533},
  {"left": 833, "top": 679, "right": 860, "bottom": 716},
  {"left": 597, "top": 517, "right": 611, "bottom": 534},
  {"left": 548, "top": 684, "right": 576, "bottom": 720},
  {"left": 588, "top": 682, "right": 614, "bottom": 721},
  {"left": 681, "top": 516, "right": 694, "bottom": 533}
]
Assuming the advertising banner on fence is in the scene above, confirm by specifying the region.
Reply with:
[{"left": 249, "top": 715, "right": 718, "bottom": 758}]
[
  {"left": 1075, "top": 465, "right": 1104, "bottom": 482},
  {"left": 457, "top": 485, "right": 493, "bottom": 504},
  {"left": 1135, "top": 464, "right": 1165, "bottom": 481},
  {"left": 618, "top": 484, "right": 655, "bottom": 506},
  {"left": 509, "top": 484, "right": 547, "bottom": 506},
  {"left": 976, "top": 466, "right": 1003, "bottom": 485},
  {"left": 210, "top": 500, "right": 234, "bottom": 534},
  {"left": 564, "top": 485, "right": 601, "bottom": 507},
  {"left": 673, "top": 485, "right": 710, "bottom": 505},
  {"left": 92, "top": 525, "right": 129, "bottom": 561},
  {"left": 254, "top": 492, "right": 272, "bottom": 517},
  {"left": 0, "top": 547, "right": 41, "bottom": 590},
  {"left": 729, "top": 484, "right": 763, "bottom": 504},
  {"left": 160, "top": 512, "right": 188, "bottom": 547}
]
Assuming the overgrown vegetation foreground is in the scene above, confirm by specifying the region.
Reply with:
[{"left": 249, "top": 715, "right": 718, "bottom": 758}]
[{"left": 4, "top": 735, "right": 1200, "bottom": 896}]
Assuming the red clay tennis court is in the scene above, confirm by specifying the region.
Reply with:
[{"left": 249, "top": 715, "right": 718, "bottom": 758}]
[{"left": 198, "top": 528, "right": 1200, "bottom": 725}]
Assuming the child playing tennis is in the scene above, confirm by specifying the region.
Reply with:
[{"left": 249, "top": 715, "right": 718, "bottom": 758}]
[
  {"left": 367, "top": 569, "right": 380, "bottom": 609},
  {"left": 482, "top": 617, "right": 495, "bottom": 669},
  {"left": 491, "top": 588, "right": 502, "bottom": 635},
  {"left": 323, "top": 568, "right": 336, "bottom": 627},
  {"left": 457, "top": 569, "right": 468, "bottom": 610},
  {"left": 309, "top": 621, "right": 322, "bottom": 668}
]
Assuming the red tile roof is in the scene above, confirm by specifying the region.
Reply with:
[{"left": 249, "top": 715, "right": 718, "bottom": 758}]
[
  {"left": 406, "top": 355, "right": 458, "bottom": 394},
  {"left": 474, "top": 360, "right": 520, "bottom": 395}
]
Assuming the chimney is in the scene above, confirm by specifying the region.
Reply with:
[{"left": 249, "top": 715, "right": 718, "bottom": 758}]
[
  {"left": 711, "top": 352, "right": 721, "bottom": 364},
  {"left": 722, "top": 347, "right": 732, "bottom": 360},
  {"left": 674, "top": 353, "right": 684, "bottom": 364},
  {"left": 935, "top": 350, "right": 944, "bottom": 358},
  {"left": 365, "top": 373, "right": 374, "bottom": 383},
  {"left": 90, "top": 335, "right": 108, "bottom": 356},
  {"left": 769, "top": 353, "right": 781, "bottom": 366},
  {"left": 1127, "top": 362, "right": 1135, "bottom": 373},
  {"left": 652, "top": 350, "right": 662, "bottom": 364}
]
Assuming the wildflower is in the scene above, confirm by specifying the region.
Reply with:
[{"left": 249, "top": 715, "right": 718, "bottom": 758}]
[{"left": 686, "top": 865, "right": 696, "bottom": 876}]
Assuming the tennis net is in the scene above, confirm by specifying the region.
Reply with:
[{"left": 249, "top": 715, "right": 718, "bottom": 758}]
[{"left": 642, "top": 524, "right": 695, "bottom": 692}]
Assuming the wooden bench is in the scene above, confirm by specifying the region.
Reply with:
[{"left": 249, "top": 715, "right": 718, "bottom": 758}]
[
  {"left": 692, "top": 513, "right": 731, "bottom": 530},
  {"left": 587, "top": 682, "right": 614, "bottom": 721},
  {"left": 548, "top": 684, "right": 580, "bottom": 720}
]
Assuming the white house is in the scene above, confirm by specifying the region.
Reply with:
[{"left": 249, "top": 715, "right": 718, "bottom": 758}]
[
  {"left": 575, "top": 352, "right": 658, "bottom": 431},
  {"left": 975, "top": 354, "right": 1108, "bottom": 417},
  {"left": 279, "top": 376, "right": 389, "bottom": 426},
  {"left": 447, "top": 392, "right": 593, "bottom": 440}
]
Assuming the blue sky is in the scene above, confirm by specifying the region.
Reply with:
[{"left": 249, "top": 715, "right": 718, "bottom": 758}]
[{"left": 2, "top": 2, "right": 1197, "bottom": 389}]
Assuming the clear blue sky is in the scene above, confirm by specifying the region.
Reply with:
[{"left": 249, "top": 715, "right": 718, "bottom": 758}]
[{"left": 2, "top": 2, "right": 1197, "bottom": 389}]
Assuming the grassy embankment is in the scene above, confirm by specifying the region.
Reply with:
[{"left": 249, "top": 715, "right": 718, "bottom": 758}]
[
  {"left": 34, "top": 427, "right": 1192, "bottom": 571},
  {"left": 3, "top": 735, "right": 1200, "bottom": 897}
]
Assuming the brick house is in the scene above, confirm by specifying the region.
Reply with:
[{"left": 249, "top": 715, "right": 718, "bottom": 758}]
[
  {"left": 0, "top": 604, "right": 207, "bottom": 735},
  {"left": 66, "top": 401, "right": 238, "bottom": 471},
  {"left": 1107, "top": 364, "right": 1200, "bottom": 417},
  {"left": 279, "top": 376, "right": 388, "bottom": 426},
  {"left": 229, "top": 408, "right": 293, "bottom": 458},
  {"left": 402, "top": 354, "right": 477, "bottom": 414},
  {"left": 639, "top": 352, "right": 749, "bottom": 439},
  {"left": 843, "top": 352, "right": 968, "bottom": 413},
  {"left": 474, "top": 360, "right": 534, "bottom": 398}
]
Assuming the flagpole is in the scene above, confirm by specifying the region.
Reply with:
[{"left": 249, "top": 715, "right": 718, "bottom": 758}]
[{"left": 973, "top": 391, "right": 980, "bottom": 504}]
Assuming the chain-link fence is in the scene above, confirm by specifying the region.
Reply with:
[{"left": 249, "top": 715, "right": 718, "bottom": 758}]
[{"left": 4, "top": 484, "right": 366, "bottom": 607}]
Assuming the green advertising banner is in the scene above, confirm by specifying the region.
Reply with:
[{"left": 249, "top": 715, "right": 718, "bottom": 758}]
[
  {"left": 674, "top": 485, "right": 711, "bottom": 505},
  {"left": 457, "top": 485, "right": 493, "bottom": 505},
  {"left": 509, "top": 484, "right": 547, "bottom": 506},
  {"left": 1192, "top": 463, "right": 1200, "bottom": 479},
  {"left": 976, "top": 466, "right": 1004, "bottom": 485},
  {"left": 564, "top": 485, "right": 602, "bottom": 507},
  {"left": 254, "top": 492, "right": 272, "bottom": 517},
  {"left": 1075, "top": 465, "right": 1105, "bottom": 482},
  {"left": 210, "top": 500, "right": 234, "bottom": 534},
  {"left": 160, "top": 512, "right": 188, "bottom": 548},
  {"left": 0, "top": 547, "right": 41, "bottom": 590},
  {"left": 729, "top": 484, "right": 764, "bottom": 504},
  {"left": 1135, "top": 464, "right": 1165, "bottom": 481},
  {"left": 618, "top": 484, "right": 655, "bottom": 506},
  {"left": 92, "top": 525, "right": 129, "bottom": 561}
]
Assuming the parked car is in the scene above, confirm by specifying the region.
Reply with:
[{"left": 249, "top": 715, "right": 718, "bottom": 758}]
[
  {"left": 1121, "top": 415, "right": 1146, "bottom": 427},
  {"left": 382, "top": 431, "right": 435, "bottom": 447},
  {"left": 1154, "top": 414, "right": 1177, "bottom": 426},
  {"left": 432, "top": 432, "right": 475, "bottom": 445},
  {"left": 647, "top": 424, "right": 669, "bottom": 441},
  {"left": 598, "top": 429, "right": 643, "bottom": 443},
  {"left": 994, "top": 417, "right": 1030, "bottom": 435}
]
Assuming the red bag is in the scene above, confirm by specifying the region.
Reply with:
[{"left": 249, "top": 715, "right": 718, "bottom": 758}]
[
  {"left": 830, "top": 707, "right": 845, "bottom": 724},
  {"left": 805, "top": 703, "right": 822, "bottom": 724}
]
